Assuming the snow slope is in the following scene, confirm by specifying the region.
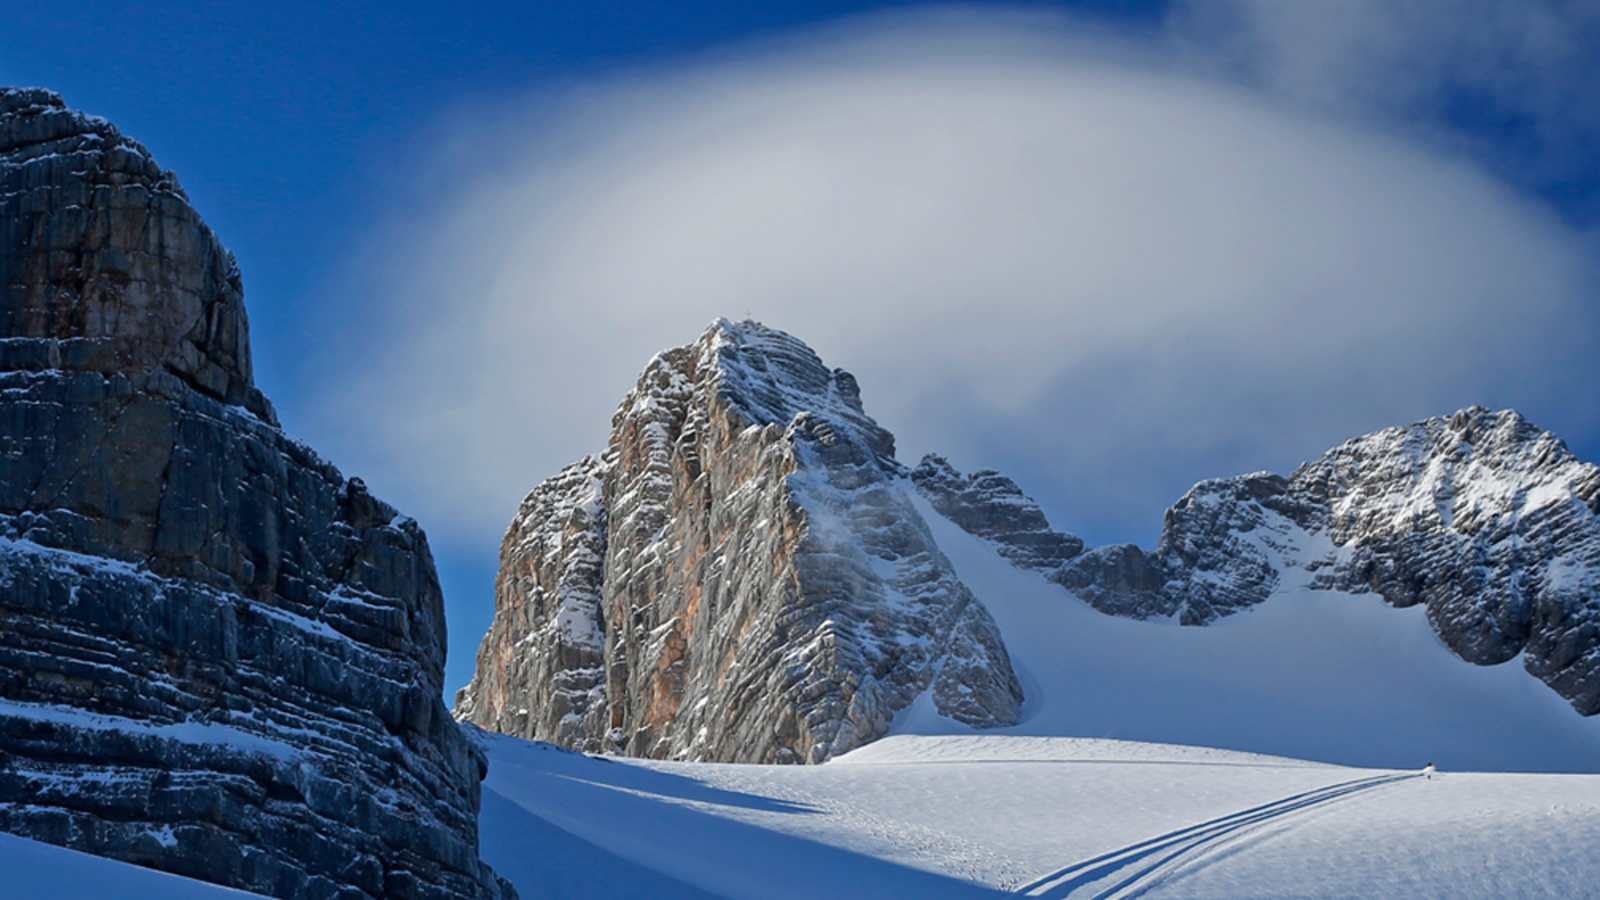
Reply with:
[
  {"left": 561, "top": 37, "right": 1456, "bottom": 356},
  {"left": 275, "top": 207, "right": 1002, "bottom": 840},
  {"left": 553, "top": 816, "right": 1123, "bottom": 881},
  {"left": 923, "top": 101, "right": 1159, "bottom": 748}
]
[
  {"left": 476, "top": 729, "right": 1600, "bottom": 898},
  {"left": 0, "top": 832, "right": 258, "bottom": 898},
  {"left": 901, "top": 490, "right": 1600, "bottom": 773},
  {"left": 473, "top": 476, "right": 1600, "bottom": 898}
]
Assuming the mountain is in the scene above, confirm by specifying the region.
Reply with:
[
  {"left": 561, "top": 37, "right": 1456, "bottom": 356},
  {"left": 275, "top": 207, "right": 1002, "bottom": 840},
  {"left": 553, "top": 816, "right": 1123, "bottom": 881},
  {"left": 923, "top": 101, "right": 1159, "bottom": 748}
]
[
  {"left": 922, "top": 405, "right": 1600, "bottom": 717},
  {"left": 0, "top": 88, "right": 512, "bottom": 898},
  {"left": 460, "top": 320, "right": 1600, "bottom": 769},
  {"left": 454, "top": 320, "right": 1022, "bottom": 763}
]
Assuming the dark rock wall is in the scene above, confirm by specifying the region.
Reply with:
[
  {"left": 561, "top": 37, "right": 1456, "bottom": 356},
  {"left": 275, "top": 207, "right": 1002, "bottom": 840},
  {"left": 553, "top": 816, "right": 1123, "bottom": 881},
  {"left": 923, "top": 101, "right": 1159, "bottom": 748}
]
[{"left": 0, "top": 88, "right": 512, "bottom": 898}]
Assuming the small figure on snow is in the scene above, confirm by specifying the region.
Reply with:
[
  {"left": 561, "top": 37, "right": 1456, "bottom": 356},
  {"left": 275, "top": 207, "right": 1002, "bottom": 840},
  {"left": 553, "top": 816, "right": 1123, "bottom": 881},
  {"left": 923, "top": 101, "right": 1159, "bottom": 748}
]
[{"left": 1422, "top": 761, "right": 1437, "bottom": 780}]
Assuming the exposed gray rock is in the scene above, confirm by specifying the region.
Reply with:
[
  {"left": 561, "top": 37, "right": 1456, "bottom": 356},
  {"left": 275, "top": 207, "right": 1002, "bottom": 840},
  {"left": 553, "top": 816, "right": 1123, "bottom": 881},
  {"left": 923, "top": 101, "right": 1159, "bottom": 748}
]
[
  {"left": 1055, "top": 472, "right": 1304, "bottom": 624},
  {"left": 1296, "top": 408, "right": 1600, "bottom": 712},
  {"left": 453, "top": 456, "right": 610, "bottom": 753},
  {"left": 911, "top": 451, "right": 1299, "bottom": 625},
  {"left": 911, "top": 454, "right": 1083, "bottom": 574},
  {"left": 976, "top": 406, "right": 1600, "bottom": 716},
  {"left": 456, "top": 320, "right": 1021, "bottom": 763},
  {"left": 0, "top": 87, "right": 512, "bottom": 898}
]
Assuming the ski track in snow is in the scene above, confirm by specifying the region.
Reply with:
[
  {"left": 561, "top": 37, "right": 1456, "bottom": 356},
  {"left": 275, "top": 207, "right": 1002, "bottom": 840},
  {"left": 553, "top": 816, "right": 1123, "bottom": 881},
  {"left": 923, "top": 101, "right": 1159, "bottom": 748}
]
[{"left": 1018, "top": 772, "right": 1420, "bottom": 898}]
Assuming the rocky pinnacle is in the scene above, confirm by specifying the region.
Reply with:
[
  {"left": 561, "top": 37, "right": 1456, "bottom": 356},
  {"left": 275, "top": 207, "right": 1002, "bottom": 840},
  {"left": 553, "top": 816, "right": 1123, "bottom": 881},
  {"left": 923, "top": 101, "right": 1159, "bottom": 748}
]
[{"left": 455, "top": 320, "right": 1023, "bottom": 763}]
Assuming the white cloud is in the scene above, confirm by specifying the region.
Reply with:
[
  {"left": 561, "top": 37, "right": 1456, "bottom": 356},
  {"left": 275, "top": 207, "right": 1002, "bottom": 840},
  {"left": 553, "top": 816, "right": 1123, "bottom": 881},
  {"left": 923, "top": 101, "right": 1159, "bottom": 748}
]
[
  {"left": 1171, "top": 0, "right": 1600, "bottom": 204},
  {"left": 306, "top": 9, "right": 1600, "bottom": 548}
]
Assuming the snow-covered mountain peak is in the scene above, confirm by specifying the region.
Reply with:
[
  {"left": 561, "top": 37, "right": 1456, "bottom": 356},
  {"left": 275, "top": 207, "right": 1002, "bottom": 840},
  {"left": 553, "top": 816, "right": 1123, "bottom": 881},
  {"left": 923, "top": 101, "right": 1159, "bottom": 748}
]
[
  {"left": 693, "top": 317, "right": 896, "bottom": 461},
  {"left": 1298, "top": 405, "right": 1600, "bottom": 544},
  {"left": 459, "top": 319, "right": 1018, "bottom": 763},
  {"left": 925, "top": 403, "right": 1600, "bottom": 719}
]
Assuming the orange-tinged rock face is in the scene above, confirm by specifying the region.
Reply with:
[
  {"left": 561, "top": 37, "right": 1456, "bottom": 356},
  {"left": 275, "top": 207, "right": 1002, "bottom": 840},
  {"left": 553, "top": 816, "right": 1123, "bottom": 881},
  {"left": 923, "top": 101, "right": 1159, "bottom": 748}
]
[{"left": 454, "top": 319, "right": 1023, "bottom": 764}]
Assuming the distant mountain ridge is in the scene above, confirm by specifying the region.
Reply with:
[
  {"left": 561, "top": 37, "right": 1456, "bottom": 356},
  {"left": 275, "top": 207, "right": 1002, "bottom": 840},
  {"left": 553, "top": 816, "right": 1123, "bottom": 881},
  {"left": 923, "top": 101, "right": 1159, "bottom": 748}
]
[
  {"left": 924, "top": 405, "right": 1600, "bottom": 716},
  {"left": 461, "top": 321, "right": 1600, "bottom": 763}
]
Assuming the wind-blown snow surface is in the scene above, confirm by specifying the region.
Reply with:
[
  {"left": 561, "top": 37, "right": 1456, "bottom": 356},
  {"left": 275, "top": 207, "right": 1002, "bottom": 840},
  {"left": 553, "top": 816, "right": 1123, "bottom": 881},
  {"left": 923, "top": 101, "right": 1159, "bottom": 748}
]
[
  {"left": 901, "top": 490, "right": 1600, "bottom": 773},
  {"left": 0, "top": 832, "right": 258, "bottom": 898},
  {"left": 476, "top": 730, "right": 1600, "bottom": 898}
]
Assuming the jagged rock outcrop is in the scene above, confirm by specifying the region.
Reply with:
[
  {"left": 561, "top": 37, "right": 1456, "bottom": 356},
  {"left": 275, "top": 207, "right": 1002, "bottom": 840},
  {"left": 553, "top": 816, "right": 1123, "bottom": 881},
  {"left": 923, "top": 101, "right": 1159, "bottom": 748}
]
[
  {"left": 1053, "top": 471, "right": 1302, "bottom": 625},
  {"left": 937, "top": 406, "right": 1600, "bottom": 717},
  {"left": 912, "top": 453, "right": 1291, "bottom": 625},
  {"left": 911, "top": 454, "right": 1084, "bottom": 574},
  {"left": 456, "top": 321, "right": 1022, "bottom": 763},
  {"left": 1299, "top": 408, "right": 1600, "bottom": 712},
  {"left": 460, "top": 301, "right": 1600, "bottom": 757},
  {"left": 454, "top": 456, "right": 610, "bottom": 753},
  {"left": 0, "top": 88, "right": 513, "bottom": 898}
]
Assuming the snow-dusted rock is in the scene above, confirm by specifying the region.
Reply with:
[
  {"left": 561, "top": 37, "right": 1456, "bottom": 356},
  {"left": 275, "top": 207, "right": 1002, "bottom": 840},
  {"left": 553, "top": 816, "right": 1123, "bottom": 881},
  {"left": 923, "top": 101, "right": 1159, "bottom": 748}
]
[
  {"left": 1297, "top": 407, "right": 1600, "bottom": 712},
  {"left": 454, "top": 456, "right": 611, "bottom": 752},
  {"left": 912, "top": 451, "right": 1298, "bottom": 625},
  {"left": 974, "top": 406, "right": 1600, "bottom": 716},
  {"left": 456, "top": 321, "right": 1021, "bottom": 763},
  {"left": 0, "top": 88, "right": 512, "bottom": 898},
  {"left": 1056, "top": 472, "right": 1304, "bottom": 624},
  {"left": 911, "top": 454, "right": 1084, "bottom": 575}
]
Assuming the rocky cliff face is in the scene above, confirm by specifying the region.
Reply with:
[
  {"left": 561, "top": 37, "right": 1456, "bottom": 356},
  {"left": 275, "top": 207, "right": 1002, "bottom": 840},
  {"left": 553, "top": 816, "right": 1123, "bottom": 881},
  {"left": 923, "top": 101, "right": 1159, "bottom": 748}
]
[
  {"left": 911, "top": 454, "right": 1084, "bottom": 575},
  {"left": 456, "top": 321, "right": 1022, "bottom": 763},
  {"left": 924, "top": 407, "right": 1600, "bottom": 717},
  {"left": 456, "top": 455, "right": 611, "bottom": 753},
  {"left": 0, "top": 88, "right": 512, "bottom": 898}
]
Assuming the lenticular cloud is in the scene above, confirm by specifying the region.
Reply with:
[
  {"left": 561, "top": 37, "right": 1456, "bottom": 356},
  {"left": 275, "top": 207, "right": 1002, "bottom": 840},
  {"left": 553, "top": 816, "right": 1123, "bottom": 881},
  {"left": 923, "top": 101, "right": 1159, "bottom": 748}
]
[{"left": 313, "top": 10, "right": 1600, "bottom": 548}]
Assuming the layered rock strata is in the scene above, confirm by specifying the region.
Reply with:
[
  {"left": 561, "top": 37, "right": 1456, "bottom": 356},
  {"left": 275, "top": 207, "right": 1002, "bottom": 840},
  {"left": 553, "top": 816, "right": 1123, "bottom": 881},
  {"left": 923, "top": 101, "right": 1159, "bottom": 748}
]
[
  {"left": 911, "top": 454, "right": 1084, "bottom": 574},
  {"left": 456, "top": 321, "right": 1022, "bottom": 763},
  {"left": 0, "top": 87, "right": 512, "bottom": 898}
]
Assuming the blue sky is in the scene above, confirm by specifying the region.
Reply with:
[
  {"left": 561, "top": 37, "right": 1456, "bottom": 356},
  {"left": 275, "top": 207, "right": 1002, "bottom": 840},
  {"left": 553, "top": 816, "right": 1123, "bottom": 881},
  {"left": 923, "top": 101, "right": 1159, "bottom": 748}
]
[{"left": 6, "top": 1, "right": 1598, "bottom": 699}]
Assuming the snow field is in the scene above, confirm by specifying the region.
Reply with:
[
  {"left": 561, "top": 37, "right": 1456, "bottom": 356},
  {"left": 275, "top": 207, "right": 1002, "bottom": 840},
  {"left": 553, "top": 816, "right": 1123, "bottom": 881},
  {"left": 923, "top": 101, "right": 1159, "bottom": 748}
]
[{"left": 477, "top": 728, "right": 1600, "bottom": 898}]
